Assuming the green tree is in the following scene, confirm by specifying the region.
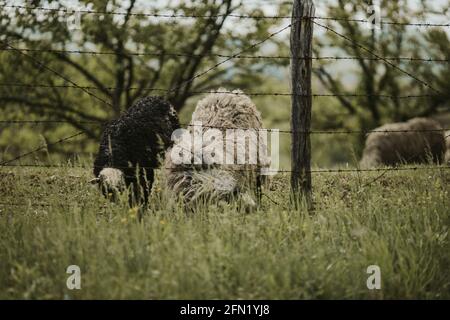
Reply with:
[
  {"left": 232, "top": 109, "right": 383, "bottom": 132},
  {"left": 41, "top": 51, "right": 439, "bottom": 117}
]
[
  {"left": 0, "top": 0, "right": 290, "bottom": 141},
  {"left": 313, "top": 0, "right": 450, "bottom": 137}
]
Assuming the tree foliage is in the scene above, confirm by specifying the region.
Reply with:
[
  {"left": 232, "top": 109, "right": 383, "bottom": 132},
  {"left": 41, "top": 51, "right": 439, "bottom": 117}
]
[
  {"left": 313, "top": 0, "right": 450, "bottom": 133},
  {"left": 0, "top": 0, "right": 289, "bottom": 139}
]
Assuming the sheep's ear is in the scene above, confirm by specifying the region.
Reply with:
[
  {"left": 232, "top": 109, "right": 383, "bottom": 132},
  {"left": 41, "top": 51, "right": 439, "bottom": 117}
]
[{"left": 89, "top": 178, "right": 100, "bottom": 184}]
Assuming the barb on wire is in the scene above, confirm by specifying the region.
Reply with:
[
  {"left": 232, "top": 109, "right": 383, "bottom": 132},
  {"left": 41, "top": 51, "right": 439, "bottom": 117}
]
[
  {"left": 0, "top": 202, "right": 51, "bottom": 208},
  {"left": 1, "top": 163, "right": 449, "bottom": 174},
  {"left": 0, "top": 42, "right": 112, "bottom": 107},
  {"left": 0, "top": 201, "right": 76, "bottom": 208},
  {"left": 0, "top": 163, "right": 90, "bottom": 168},
  {"left": 357, "top": 132, "right": 450, "bottom": 189},
  {"left": 0, "top": 119, "right": 448, "bottom": 135},
  {"left": 313, "top": 56, "right": 450, "bottom": 63},
  {"left": 0, "top": 120, "right": 102, "bottom": 125},
  {"left": 313, "top": 21, "right": 443, "bottom": 95},
  {"left": 0, "top": 131, "right": 85, "bottom": 166},
  {"left": 278, "top": 166, "right": 450, "bottom": 174},
  {"left": 1, "top": 4, "right": 289, "bottom": 19},
  {"left": 2, "top": 48, "right": 449, "bottom": 63},
  {"left": 2, "top": 4, "right": 450, "bottom": 27},
  {"left": 0, "top": 39, "right": 115, "bottom": 166},
  {"left": 314, "top": 16, "right": 450, "bottom": 27},
  {"left": 0, "top": 82, "right": 442, "bottom": 101},
  {"left": 1, "top": 163, "right": 448, "bottom": 209},
  {"left": 165, "top": 23, "right": 292, "bottom": 96},
  {"left": 0, "top": 23, "right": 292, "bottom": 103},
  {"left": 181, "top": 123, "right": 450, "bottom": 135}
]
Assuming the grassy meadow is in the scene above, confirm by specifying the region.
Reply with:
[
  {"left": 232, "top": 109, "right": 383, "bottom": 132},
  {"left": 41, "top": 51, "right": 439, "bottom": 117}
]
[
  {"left": 1, "top": 0, "right": 449, "bottom": 302},
  {"left": 0, "top": 164, "right": 448, "bottom": 299}
]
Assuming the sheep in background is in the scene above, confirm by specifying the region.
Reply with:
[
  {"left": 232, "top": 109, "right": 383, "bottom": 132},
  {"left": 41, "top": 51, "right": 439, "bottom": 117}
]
[
  {"left": 164, "top": 88, "right": 270, "bottom": 209},
  {"left": 92, "top": 96, "right": 179, "bottom": 205},
  {"left": 360, "top": 118, "right": 446, "bottom": 168},
  {"left": 445, "top": 131, "right": 450, "bottom": 164}
]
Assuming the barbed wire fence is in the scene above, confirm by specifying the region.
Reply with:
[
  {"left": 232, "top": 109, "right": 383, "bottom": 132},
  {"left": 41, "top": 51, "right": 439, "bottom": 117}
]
[{"left": 0, "top": 1, "right": 449, "bottom": 208}]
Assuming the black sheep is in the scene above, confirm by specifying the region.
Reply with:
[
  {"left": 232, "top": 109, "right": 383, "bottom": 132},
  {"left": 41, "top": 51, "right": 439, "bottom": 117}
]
[{"left": 92, "top": 96, "right": 179, "bottom": 205}]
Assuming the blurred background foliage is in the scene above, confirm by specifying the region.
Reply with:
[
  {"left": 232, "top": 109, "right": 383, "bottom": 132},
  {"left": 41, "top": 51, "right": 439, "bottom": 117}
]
[{"left": 0, "top": 0, "right": 449, "bottom": 168}]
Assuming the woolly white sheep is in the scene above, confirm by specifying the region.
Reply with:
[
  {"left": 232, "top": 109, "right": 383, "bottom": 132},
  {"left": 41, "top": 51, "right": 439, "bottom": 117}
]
[
  {"left": 164, "top": 88, "right": 270, "bottom": 209},
  {"left": 360, "top": 117, "right": 446, "bottom": 168}
]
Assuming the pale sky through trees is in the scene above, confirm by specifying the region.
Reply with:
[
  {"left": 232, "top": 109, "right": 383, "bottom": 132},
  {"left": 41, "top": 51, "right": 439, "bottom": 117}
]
[{"left": 5, "top": 0, "right": 448, "bottom": 87}]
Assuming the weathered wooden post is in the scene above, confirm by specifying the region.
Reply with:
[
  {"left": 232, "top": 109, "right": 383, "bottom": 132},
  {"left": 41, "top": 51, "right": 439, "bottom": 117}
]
[{"left": 290, "top": 0, "right": 315, "bottom": 209}]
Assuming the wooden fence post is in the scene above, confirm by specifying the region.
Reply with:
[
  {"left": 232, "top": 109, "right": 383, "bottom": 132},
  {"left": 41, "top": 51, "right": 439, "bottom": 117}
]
[{"left": 290, "top": 0, "right": 315, "bottom": 209}]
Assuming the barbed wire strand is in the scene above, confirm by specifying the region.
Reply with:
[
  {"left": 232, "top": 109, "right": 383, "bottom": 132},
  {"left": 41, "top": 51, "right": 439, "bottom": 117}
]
[
  {"left": 0, "top": 119, "right": 448, "bottom": 135},
  {"left": 1, "top": 163, "right": 448, "bottom": 209},
  {"left": 3, "top": 138, "right": 449, "bottom": 208},
  {"left": 0, "top": 22, "right": 290, "bottom": 165},
  {"left": 313, "top": 21, "right": 443, "bottom": 95},
  {"left": 0, "top": 9, "right": 448, "bottom": 170},
  {"left": 1, "top": 163, "right": 449, "bottom": 174},
  {"left": 181, "top": 124, "right": 450, "bottom": 135},
  {"left": 0, "top": 82, "right": 443, "bottom": 100},
  {"left": 2, "top": 4, "right": 450, "bottom": 27},
  {"left": 0, "top": 42, "right": 113, "bottom": 107},
  {"left": 356, "top": 132, "right": 450, "bottom": 189},
  {"left": 0, "top": 41, "right": 118, "bottom": 166},
  {"left": 0, "top": 131, "right": 85, "bottom": 166},
  {"left": 0, "top": 120, "right": 103, "bottom": 125},
  {"left": 0, "top": 202, "right": 53, "bottom": 208},
  {"left": 1, "top": 48, "right": 448, "bottom": 63},
  {"left": 164, "top": 23, "right": 292, "bottom": 96},
  {"left": 2, "top": 25, "right": 293, "bottom": 101}
]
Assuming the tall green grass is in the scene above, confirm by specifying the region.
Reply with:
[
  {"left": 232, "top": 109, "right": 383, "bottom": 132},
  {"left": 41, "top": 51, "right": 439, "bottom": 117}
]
[{"left": 0, "top": 165, "right": 448, "bottom": 299}]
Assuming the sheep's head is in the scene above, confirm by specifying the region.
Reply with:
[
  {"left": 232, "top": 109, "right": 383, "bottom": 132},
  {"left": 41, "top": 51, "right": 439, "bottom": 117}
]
[{"left": 90, "top": 168, "right": 125, "bottom": 201}]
